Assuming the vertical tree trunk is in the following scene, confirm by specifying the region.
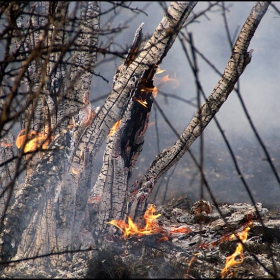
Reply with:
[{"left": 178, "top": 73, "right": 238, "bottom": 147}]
[
  {"left": 0, "top": 1, "right": 272, "bottom": 277},
  {"left": 0, "top": 1, "right": 100, "bottom": 272}
]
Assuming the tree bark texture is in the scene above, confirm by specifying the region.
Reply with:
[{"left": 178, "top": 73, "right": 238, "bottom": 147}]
[
  {"left": 126, "top": 1, "right": 271, "bottom": 221},
  {"left": 0, "top": 1, "right": 199, "bottom": 264},
  {"left": 0, "top": 1, "right": 100, "bottom": 267},
  {"left": 0, "top": 1, "right": 272, "bottom": 277}
]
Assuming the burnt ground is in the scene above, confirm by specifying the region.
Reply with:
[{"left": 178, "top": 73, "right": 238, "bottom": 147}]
[
  {"left": 84, "top": 199, "right": 280, "bottom": 279},
  {"left": 1, "top": 199, "right": 280, "bottom": 279}
]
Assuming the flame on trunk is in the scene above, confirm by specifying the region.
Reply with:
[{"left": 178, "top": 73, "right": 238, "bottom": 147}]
[
  {"left": 16, "top": 127, "right": 53, "bottom": 153},
  {"left": 155, "top": 66, "right": 166, "bottom": 75},
  {"left": 107, "top": 204, "right": 161, "bottom": 239},
  {"left": 108, "top": 120, "right": 121, "bottom": 136},
  {"left": 153, "top": 71, "right": 180, "bottom": 98},
  {"left": 135, "top": 98, "right": 148, "bottom": 108},
  {"left": 221, "top": 226, "right": 250, "bottom": 278}
]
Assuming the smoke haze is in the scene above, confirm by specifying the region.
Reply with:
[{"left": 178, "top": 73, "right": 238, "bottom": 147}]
[{"left": 92, "top": 2, "right": 280, "bottom": 206}]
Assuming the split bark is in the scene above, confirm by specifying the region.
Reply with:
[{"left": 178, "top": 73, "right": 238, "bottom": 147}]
[
  {"left": 0, "top": 1, "right": 100, "bottom": 267},
  {"left": 0, "top": 0, "right": 198, "bottom": 267},
  {"left": 127, "top": 1, "right": 271, "bottom": 221},
  {"left": 0, "top": 1, "right": 272, "bottom": 278}
]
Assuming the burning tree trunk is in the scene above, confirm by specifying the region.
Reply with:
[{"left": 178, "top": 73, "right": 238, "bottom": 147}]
[
  {"left": 0, "top": 1, "right": 273, "bottom": 278},
  {"left": 0, "top": 0, "right": 101, "bottom": 270},
  {"left": 126, "top": 1, "right": 270, "bottom": 221}
]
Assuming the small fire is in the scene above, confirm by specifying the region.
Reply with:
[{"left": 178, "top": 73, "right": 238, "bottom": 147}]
[
  {"left": 135, "top": 98, "right": 148, "bottom": 108},
  {"left": 152, "top": 68, "right": 180, "bottom": 98},
  {"left": 221, "top": 226, "right": 250, "bottom": 278},
  {"left": 186, "top": 252, "right": 200, "bottom": 276},
  {"left": 108, "top": 205, "right": 192, "bottom": 241},
  {"left": 16, "top": 127, "right": 53, "bottom": 153},
  {"left": 155, "top": 66, "right": 166, "bottom": 75},
  {"left": 107, "top": 204, "right": 161, "bottom": 239},
  {"left": 108, "top": 120, "right": 121, "bottom": 136}
]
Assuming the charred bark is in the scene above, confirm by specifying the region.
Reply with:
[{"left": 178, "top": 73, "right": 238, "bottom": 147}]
[
  {"left": 0, "top": 1, "right": 274, "bottom": 278},
  {"left": 127, "top": 1, "right": 271, "bottom": 221},
  {"left": 0, "top": 1, "right": 100, "bottom": 270}
]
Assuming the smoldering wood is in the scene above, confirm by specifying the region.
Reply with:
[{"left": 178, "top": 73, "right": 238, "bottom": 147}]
[
  {"left": 1, "top": 200, "right": 279, "bottom": 278},
  {"left": 1, "top": 0, "right": 198, "bottom": 268},
  {"left": 0, "top": 1, "right": 278, "bottom": 279},
  {"left": 0, "top": 1, "right": 101, "bottom": 267},
  {"left": 127, "top": 1, "right": 270, "bottom": 221}
]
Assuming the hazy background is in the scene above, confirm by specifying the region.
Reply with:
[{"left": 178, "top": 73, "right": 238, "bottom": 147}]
[{"left": 89, "top": 2, "right": 280, "bottom": 207}]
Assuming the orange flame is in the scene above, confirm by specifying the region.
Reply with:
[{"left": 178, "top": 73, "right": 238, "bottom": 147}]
[
  {"left": 186, "top": 252, "right": 200, "bottom": 275},
  {"left": 152, "top": 70, "right": 180, "bottom": 98},
  {"left": 152, "top": 86, "right": 158, "bottom": 98},
  {"left": 221, "top": 226, "right": 250, "bottom": 278},
  {"left": 156, "top": 74, "right": 180, "bottom": 89},
  {"left": 137, "top": 66, "right": 179, "bottom": 100},
  {"left": 155, "top": 66, "right": 166, "bottom": 75},
  {"left": 135, "top": 98, "right": 148, "bottom": 108},
  {"left": 107, "top": 204, "right": 161, "bottom": 239},
  {"left": 16, "top": 127, "right": 53, "bottom": 153},
  {"left": 108, "top": 120, "right": 121, "bottom": 136}
]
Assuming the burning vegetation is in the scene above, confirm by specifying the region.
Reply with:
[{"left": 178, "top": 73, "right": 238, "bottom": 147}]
[
  {"left": 15, "top": 127, "right": 54, "bottom": 153},
  {"left": 97, "top": 201, "right": 280, "bottom": 279},
  {"left": 221, "top": 226, "right": 251, "bottom": 278}
]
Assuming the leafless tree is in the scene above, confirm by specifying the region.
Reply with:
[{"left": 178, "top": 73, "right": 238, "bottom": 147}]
[{"left": 0, "top": 1, "right": 277, "bottom": 278}]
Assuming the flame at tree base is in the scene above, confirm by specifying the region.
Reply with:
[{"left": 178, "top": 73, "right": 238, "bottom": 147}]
[
  {"left": 107, "top": 204, "right": 191, "bottom": 240},
  {"left": 107, "top": 205, "right": 161, "bottom": 239}
]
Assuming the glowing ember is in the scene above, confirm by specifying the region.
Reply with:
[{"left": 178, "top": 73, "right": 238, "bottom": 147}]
[
  {"left": 169, "top": 226, "right": 192, "bottom": 235},
  {"left": 1, "top": 142, "right": 13, "bottom": 147},
  {"left": 107, "top": 204, "right": 161, "bottom": 239},
  {"left": 71, "top": 167, "right": 79, "bottom": 175},
  {"left": 221, "top": 226, "right": 250, "bottom": 278},
  {"left": 108, "top": 120, "right": 121, "bottom": 136},
  {"left": 16, "top": 127, "right": 53, "bottom": 153},
  {"left": 186, "top": 252, "right": 200, "bottom": 275},
  {"left": 135, "top": 98, "right": 148, "bottom": 108}
]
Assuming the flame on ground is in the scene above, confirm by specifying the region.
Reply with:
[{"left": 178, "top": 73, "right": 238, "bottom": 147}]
[
  {"left": 221, "top": 226, "right": 250, "bottom": 278},
  {"left": 109, "top": 205, "right": 161, "bottom": 238},
  {"left": 108, "top": 120, "right": 121, "bottom": 136},
  {"left": 108, "top": 205, "right": 192, "bottom": 240},
  {"left": 107, "top": 204, "right": 161, "bottom": 239}
]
